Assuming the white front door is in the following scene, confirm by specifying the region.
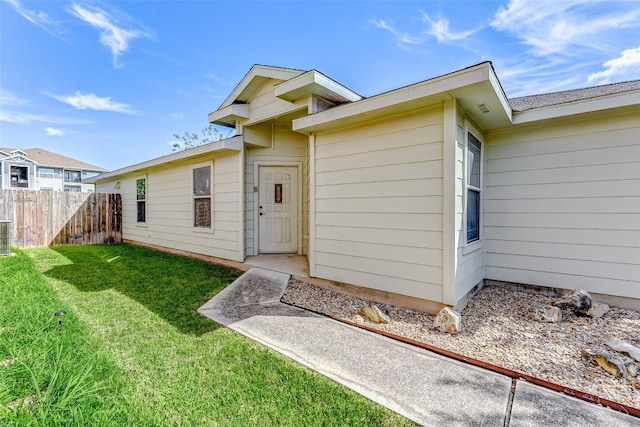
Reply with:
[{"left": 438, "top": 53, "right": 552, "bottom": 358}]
[{"left": 258, "top": 166, "right": 298, "bottom": 253}]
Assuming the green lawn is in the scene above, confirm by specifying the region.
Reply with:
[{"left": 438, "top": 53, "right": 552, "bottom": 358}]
[{"left": 0, "top": 244, "right": 413, "bottom": 426}]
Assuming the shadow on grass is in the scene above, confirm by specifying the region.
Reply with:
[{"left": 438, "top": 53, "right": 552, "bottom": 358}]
[{"left": 44, "top": 244, "right": 243, "bottom": 336}]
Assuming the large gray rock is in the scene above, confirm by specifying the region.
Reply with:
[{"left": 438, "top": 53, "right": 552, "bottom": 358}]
[
  {"left": 552, "top": 289, "right": 592, "bottom": 313},
  {"left": 359, "top": 304, "right": 390, "bottom": 324},
  {"left": 433, "top": 307, "right": 461, "bottom": 334},
  {"left": 530, "top": 305, "right": 563, "bottom": 323}
]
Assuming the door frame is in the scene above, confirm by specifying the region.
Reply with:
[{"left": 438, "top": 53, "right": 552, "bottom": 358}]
[{"left": 252, "top": 160, "right": 303, "bottom": 255}]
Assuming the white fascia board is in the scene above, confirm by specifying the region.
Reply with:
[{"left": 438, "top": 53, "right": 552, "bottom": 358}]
[
  {"left": 86, "top": 136, "right": 243, "bottom": 184},
  {"left": 208, "top": 103, "right": 250, "bottom": 126},
  {"left": 219, "top": 65, "right": 304, "bottom": 109},
  {"left": 5, "top": 154, "right": 38, "bottom": 165},
  {"left": 293, "top": 63, "right": 497, "bottom": 133},
  {"left": 513, "top": 90, "right": 640, "bottom": 124},
  {"left": 275, "top": 70, "right": 362, "bottom": 103},
  {"left": 488, "top": 68, "right": 513, "bottom": 123}
]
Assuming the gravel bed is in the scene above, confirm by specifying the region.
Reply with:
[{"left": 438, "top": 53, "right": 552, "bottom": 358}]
[{"left": 282, "top": 279, "right": 640, "bottom": 410}]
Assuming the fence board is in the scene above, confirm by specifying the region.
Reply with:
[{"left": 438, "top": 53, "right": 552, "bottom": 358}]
[{"left": 0, "top": 189, "right": 122, "bottom": 248}]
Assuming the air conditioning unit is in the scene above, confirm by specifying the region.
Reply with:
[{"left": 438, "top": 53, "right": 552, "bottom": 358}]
[{"left": 0, "top": 221, "right": 11, "bottom": 256}]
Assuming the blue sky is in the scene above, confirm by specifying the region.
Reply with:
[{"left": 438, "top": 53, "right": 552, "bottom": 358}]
[{"left": 2, "top": 0, "right": 640, "bottom": 171}]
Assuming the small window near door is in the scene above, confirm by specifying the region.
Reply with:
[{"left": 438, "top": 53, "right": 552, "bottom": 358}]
[
  {"left": 466, "top": 131, "right": 482, "bottom": 243},
  {"left": 136, "top": 177, "right": 146, "bottom": 223},
  {"left": 193, "top": 165, "right": 212, "bottom": 228}
]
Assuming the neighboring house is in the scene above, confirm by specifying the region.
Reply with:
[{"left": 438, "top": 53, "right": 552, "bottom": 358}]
[
  {"left": 88, "top": 62, "right": 640, "bottom": 312},
  {"left": 0, "top": 147, "right": 106, "bottom": 192}
]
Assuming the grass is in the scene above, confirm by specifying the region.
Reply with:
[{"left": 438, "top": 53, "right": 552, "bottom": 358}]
[{"left": 1, "top": 244, "right": 413, "bottom": 426}]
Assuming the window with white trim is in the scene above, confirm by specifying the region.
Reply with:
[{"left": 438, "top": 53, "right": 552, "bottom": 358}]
[
  {"left": 193, "top": 165, "right": 212, "bottom": 228},
  {"left": 38, "top": 168, "right": 55, "bottom": 179},
  {"left": 466, "top": 130, "right": 482, "bottom": 244},
  {"left": 136, "top": 177, "right": 146, "bottom": 223}
]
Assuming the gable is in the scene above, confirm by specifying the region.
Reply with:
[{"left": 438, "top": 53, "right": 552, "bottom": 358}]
[
  {"left": 219, "top": 65, "right": 304, "bottom": 110},
  {"left": 210, "top": 65, "right": 361, "bottom": 129}
]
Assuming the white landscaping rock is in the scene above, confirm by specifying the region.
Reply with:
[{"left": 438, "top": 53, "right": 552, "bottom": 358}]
[
  {"left": 585, "top": 302, "right": 610, "bottom": 319},
  {"left": 606, "top": 336, "right": 640, "bottom": 362},
  {"left": 433, "top": 307, "right": 461, "bottom": 334},
  {"left": 359, "top": 304, "right": 390, "bottom": 324},
  {"left": 530, "top": 305, "right": 563, "bottom": 323},
  {"left": 581, "top": 348, "right": 638, "bottom": 378}
]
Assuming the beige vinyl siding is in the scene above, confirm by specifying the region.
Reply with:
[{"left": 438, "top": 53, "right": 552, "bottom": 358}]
[
  {"left": 454, "top": 112, "right": 485, "bottom": 302},
  {"left": 97, "top": 153, "right": 242, "bottom": 261},
  {"left": 245, "top": 123, "right": 308, "bottom": 255},
  {"left": 313, "top": 106, "right": 445, "bottom": 301},
  {"left": 485, "top": 112, "right": 640, "bottom": 299}
]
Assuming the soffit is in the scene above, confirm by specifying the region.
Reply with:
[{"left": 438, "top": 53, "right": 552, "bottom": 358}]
[
  {"left": 275, "top": 70, "right": 362, "bottom": 104},
  {"left": 208, "top": 104, "right": 250, "bottom": 127},
  {"left": 292, "top": 62, "right": 512, "bottom": 133}
]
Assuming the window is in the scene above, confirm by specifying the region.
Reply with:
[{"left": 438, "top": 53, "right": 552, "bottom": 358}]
[
  {"left": 64, "top": 170, "right": 81, "bottom": 183},
  {"left": 10, "top": 166, "right": 29, "bottom": 188},
  {"left": 41, "top": 187, "right": 53, "bottom": 192},
  {"left": 136, "top": 178, "right": 146, "bottom": 223},
  {"left": 38, "top": 168, "right": 55, "bottom": 179},
  {"left": 64, "top": 186, "right": 81, "bottom": 192},
  {"left": 193, "top": 165, "right": 212, "bottom": 228},
  {"left": 466, "top": 130, "right": 482, "bottom": 243},
  {"left": 83, "top": 171, "right": 100, "bottom": 179}
]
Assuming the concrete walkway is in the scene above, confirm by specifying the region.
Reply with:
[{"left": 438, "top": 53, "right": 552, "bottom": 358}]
[{"left": 198, "top": 268, "right": 640, "bottom": 427}]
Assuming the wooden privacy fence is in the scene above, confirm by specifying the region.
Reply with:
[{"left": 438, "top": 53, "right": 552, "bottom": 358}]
[{"left": 0, "top": 189, "right": 122, "bottom": 248}]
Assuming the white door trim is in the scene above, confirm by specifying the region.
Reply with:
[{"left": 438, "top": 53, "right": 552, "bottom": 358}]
[{"left": 252, "top": 160, "right": 303, "bottom": 255}]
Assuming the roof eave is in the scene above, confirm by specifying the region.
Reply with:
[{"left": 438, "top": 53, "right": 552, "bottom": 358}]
[
  {"left": 513, "top": 90, "right": 640, "bottom": 124},
  {"left": 86, "top": 135, "right": 243, "bottom": 183},
  {"left": 275, "top": 70, "right": 362, "bottom": 104},
  {"left": 208, "top": 103, "right": 250, "bottom": 127},
  {"left": 293, "top": 62, "right": 512, "bottom": 133}
]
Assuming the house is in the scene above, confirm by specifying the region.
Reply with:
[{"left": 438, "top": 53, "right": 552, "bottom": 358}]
[
  {"left": 0, "top": 147, "right": 106, "bottom": 192},
  {"left": 88, "top": 62, "right": 640, "bottom": 312}
]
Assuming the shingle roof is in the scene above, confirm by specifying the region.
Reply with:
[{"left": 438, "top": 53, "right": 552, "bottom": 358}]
[
  {"left": 0, "top": 147, "right": 106, "bottom": 171},
  {"left": 509, "top": 79, "right": 640, "bottom": 112}
]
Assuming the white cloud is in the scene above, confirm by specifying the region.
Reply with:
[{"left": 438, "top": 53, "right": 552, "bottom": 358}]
[
  {"left": 52, "top": 91, "right": 135, "bottom": 113},
  {"left": 588, "top": 46, "right": 640, "bottom": 84},
  {"left": 371, "top": 20, "right": 425, "bottom": 46},
  {"left": 4, "top": 0, "right": 63, "bottom": 38},
  {"left": 0, "top": 110, "right": 92, "bottom": 125},
  {"left": 206, "top": 73, "right": 223, "bottom": 83},
  {"left": 44, "top": 127, "right": 65, "bottom": 136},
  {"left": 490, "top": 0, "right": 640, "bottom": 56},
  {"left": 0, "top": 88, "right": 29, "bottom": 106},
  {"left": 69, "top": 3, "right": 150, "bottom": 67},
  {"left": 420, "top": 12, "right": 477, "bottom": 43}
]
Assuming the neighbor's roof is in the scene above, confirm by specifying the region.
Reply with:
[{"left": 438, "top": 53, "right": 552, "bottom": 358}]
[
  {"left": 509, "top": 79, "right": 640, "bottom": 111},
  {"left": 0, "top": 147, "right": 106, "bottom": 171}
]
